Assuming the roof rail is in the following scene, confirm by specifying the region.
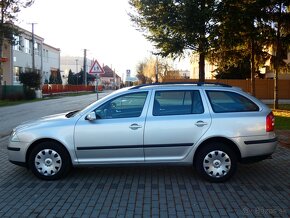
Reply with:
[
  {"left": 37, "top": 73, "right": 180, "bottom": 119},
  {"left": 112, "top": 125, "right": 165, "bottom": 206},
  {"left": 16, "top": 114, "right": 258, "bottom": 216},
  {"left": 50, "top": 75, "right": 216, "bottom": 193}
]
[{"left": 129, "top": 82, "right": 231, "bottom": 89}]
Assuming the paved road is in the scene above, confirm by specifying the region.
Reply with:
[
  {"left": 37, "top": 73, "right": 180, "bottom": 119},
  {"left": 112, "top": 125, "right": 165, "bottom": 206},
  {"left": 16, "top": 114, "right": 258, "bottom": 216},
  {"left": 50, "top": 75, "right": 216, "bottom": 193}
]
[
  {"left": 0, "top": 91, "right": 112, "bottom": 138},
  {"left": 0, "top": 141, "right": 289, "bottom": 217},
  {"left": 0, "top": 92, "right": 289, "bottom": 217}
]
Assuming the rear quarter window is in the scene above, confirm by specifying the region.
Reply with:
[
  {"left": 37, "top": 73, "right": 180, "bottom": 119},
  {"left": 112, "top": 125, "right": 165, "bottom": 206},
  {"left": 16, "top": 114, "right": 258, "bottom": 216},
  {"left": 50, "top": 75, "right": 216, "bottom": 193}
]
[{"left": 206, "top": 91, "right": 259, "bottom": 113}]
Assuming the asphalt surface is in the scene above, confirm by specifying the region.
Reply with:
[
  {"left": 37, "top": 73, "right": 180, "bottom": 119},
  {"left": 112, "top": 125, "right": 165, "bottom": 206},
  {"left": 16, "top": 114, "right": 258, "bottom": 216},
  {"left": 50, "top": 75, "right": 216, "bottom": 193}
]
[
  {"left": 0, "top": 92, "right": 289, "bottom": 217},
  {"left": 0, "top": 91, "right": 112, "bottom": 138}
]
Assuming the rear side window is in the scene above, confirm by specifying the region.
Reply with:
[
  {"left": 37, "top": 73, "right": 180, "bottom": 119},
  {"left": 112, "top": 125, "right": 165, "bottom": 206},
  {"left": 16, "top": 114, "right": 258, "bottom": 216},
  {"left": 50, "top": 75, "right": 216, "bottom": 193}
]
[
  {"left": 206, "top": 91, "right": 259, "bottom": 113},
  {"left": 153, "top": 90, "right": 204, "bottom": 116}
]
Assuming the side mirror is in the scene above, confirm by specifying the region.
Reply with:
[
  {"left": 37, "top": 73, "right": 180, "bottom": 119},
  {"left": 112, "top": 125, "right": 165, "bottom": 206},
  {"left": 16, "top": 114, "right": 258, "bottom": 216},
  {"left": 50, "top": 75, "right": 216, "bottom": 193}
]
[{"left": 85, "top": 112, "right": 97, "bottom": 121}]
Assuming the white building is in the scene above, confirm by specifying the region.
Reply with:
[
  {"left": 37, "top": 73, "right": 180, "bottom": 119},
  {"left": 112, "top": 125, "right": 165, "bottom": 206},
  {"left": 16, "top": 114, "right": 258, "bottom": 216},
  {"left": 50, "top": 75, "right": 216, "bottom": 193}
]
[
  {"left": 260, "top": 46, "right": 290, "bottom": 79},
  {"left": 60, "top": 56, "right": 93, "bottom": 84},
  {"left": 190, "top": 54, "right": 216, "bottom": 80},
  {"left": 1, "top": 26, "right": 60, "bottom": 85}
]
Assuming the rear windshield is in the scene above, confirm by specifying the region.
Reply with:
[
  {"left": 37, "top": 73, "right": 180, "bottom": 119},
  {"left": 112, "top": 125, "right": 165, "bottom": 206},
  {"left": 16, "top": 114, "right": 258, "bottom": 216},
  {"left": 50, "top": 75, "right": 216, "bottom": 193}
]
[{"left": 206, "top": 91, "right": 259, "bottom": 113}]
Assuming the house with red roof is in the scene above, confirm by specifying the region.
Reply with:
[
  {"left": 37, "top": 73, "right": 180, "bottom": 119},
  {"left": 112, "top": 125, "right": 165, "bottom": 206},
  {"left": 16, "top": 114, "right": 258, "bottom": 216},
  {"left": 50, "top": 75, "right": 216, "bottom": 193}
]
[{"left": 99, "top": 65, "right": 122, "bottom": 89}]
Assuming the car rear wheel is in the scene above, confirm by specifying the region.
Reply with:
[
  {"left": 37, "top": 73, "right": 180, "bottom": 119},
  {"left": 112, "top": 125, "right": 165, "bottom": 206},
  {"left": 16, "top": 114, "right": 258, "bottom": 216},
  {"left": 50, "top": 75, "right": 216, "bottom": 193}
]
[
  {"left": 28, "top": 141, "right": 71, "bottom": 180},
  {"left": 195, "top": 142, "right": 237, "bottom": 182}
]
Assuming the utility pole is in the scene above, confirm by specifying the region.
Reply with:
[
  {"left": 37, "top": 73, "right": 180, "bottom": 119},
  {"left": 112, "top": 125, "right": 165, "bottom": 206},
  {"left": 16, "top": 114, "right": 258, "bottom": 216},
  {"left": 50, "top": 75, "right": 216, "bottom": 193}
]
[
  {"left": 83, "top": 49, "right": 87, "bottom": 85},
  {"left": 113, "top": 68, "right": 116, "bottom": 90},
  {"left": 75, "top": 59, "right": 78, "bottom": 74},
  {"left": 75, "top": 59, "right": 79, "bottom": 90},
  {"left": 28, "top": 23, "right": 37, "bottom": 73}
]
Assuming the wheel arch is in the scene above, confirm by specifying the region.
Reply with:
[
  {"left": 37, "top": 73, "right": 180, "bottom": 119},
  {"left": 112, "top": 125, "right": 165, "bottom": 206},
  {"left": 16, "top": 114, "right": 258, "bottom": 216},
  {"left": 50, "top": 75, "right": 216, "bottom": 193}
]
[
  {"left": 193, "top": 137, "right": 241, "bottom": 164},
  {"left": 26, "top": 138, "right": 72, "bottom": 167}
]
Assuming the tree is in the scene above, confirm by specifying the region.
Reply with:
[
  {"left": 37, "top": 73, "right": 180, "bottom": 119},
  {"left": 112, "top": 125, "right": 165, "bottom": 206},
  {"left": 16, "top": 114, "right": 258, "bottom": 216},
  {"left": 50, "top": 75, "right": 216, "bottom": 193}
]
[
  {"left": 67, "top": 69, "right": 76, "bottom": 85},
  {"left": 49, "top": 69, "right": 62, "bottom": 84},
  {"left": 162, "top": 70, "right": 182, "bottom": 81},
  {"left": 19, "top": 71, "right": 41, "bottom": 88},
  {"left": 135, "top": 57, "right": 181, "bottom": 83},
  {"left": 136, "top": 61, "right": 150, "bottom": 84},
  {"left": 263, "top": 1, "right": 290, "bottom": 109},
  {"left": 0, "top": 0, "right": 35, "bottom": 84},
  {"left": 214, "top": 58, "right": 251, "bottom": 79},
  {"left": 19, "top": 71, "right": 41, "bottom": 99},
  {"left": 143, "top": 57, "right": 157, "bottom": 82},
  {"left": 78, "top": 69, "right": 84, "bottom": 85},
  {"left": 129, "top": 0, "right": 220, "bottom": 82},
  {"left": 208, "top": 0, "right": 273, "bottom": 95},
  {"left": 209, "top": 0, "right": 290, "bottom": 100}
]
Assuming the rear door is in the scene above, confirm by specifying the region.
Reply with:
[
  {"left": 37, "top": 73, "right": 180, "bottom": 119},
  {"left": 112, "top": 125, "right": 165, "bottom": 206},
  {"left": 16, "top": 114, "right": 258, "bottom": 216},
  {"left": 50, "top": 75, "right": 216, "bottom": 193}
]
[{"left": 144, "top": 89, "right": 211, "bottom": 162}]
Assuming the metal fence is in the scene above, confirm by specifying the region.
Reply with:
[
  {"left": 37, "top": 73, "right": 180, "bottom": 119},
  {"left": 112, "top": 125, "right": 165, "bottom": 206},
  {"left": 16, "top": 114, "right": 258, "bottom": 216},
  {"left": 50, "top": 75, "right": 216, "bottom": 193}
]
[
  {"left": 0, "top": 85, "right": 24, "bottom": 100},
  {"left": 42, "top": 84, "right": 103, "bottom": 95}
]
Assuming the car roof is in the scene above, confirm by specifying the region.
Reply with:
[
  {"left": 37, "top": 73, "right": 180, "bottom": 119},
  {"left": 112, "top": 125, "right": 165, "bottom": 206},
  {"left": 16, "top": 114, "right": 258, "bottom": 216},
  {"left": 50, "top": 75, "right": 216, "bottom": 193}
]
[{"left": 129, "top": 82, "right": 238, "bottom": 91}]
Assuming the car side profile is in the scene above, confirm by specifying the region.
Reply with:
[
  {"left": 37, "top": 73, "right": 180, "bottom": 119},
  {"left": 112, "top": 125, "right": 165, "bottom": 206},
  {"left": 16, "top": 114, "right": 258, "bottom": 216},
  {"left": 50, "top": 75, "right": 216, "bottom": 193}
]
[{"left": 8, "top": 83, "right": 277, "bottom": 182}]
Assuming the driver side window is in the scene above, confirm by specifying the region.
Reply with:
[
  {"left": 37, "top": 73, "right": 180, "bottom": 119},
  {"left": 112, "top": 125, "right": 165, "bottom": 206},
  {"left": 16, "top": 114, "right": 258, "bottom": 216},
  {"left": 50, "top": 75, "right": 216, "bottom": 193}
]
[{"left": 94, "top": 92, "right": 148, "bottom": 119}]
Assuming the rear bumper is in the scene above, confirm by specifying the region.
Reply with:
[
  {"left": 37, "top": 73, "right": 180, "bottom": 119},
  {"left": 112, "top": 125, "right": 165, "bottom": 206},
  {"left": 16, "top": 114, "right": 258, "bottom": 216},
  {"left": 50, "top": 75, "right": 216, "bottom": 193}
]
[
  {"left": 240, "top": 154, "right": 273, "bottom": 163},
  {"left": 236, "top": 136, "right": 278, "bottom": 159}
]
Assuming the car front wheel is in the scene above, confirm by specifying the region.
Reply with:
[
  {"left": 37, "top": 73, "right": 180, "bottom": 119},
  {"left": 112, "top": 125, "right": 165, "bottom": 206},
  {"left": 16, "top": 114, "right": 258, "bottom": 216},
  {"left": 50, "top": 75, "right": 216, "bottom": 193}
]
[
  {"left": 28, "top": 141, "right": 71, "bottom": 180},
  {"left": 195, "top": 142, "right": 237, "bottom": 182}
]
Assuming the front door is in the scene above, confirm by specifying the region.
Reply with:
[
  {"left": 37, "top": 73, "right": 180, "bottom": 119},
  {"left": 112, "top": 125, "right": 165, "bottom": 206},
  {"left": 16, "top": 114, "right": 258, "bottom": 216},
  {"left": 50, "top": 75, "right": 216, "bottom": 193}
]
[{"left": 74, "top": 92, "right": 149, "bottom": 164}]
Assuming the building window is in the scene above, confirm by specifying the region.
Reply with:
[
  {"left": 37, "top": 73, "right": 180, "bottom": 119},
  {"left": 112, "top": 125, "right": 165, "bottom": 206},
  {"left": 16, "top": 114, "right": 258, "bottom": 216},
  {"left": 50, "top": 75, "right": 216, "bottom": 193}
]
[
  {"left": 13, "top": 36, "right": 24, "bottom": 51},
  {"left": 34, "top": 42, "right": 41, "bottom": 55},
  {"left": 24, "top": 38, "right": 31, "bottom": 54},
  {"left": 13, "top": 36, "right": 20, "bottom": 51},
  {"left": 13, "top": 66, "right": 22, "bottom": 83}
]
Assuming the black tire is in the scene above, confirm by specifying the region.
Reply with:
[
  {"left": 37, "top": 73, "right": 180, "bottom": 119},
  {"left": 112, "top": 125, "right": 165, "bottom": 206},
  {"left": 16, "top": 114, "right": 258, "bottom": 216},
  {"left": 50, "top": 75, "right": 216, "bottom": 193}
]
[
  {"left": 28, "top": 141, "right": 71, "bottom": 180},
  {"left": 195, "top": 142, "right": 237, "bottom": 183}
]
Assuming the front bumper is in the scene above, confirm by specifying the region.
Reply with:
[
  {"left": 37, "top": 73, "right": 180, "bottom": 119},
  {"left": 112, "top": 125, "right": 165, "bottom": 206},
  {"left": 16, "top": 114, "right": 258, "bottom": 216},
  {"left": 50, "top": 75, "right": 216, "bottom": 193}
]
[{"left": 8, "top": 141, "right": 30, "bottom": 164}]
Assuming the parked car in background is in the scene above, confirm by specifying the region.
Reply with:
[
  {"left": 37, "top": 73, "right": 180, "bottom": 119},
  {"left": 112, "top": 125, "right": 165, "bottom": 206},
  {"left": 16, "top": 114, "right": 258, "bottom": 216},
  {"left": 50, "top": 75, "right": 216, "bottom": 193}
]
[{"left": 8, "top": 82, "right": 277, "bottom": 182}]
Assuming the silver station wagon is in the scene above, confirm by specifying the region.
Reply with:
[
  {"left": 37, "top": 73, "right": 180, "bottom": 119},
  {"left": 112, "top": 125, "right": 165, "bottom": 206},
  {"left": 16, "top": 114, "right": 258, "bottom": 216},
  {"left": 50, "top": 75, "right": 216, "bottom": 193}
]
[{"left": 8, "top": 83, "right": 277, "bottom": 182}]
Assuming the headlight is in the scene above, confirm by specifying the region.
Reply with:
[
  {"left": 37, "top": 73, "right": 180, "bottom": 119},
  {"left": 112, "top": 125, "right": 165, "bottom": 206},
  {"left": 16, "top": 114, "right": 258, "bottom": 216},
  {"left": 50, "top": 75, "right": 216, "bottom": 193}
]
[{"left": 10, "top": 131, "right": 20, "bottom": 142}]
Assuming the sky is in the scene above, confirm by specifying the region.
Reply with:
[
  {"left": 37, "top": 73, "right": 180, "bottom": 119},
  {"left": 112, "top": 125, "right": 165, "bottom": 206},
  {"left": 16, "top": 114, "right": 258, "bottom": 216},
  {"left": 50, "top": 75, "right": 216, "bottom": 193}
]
[{"left": 16, "top": 0, "right": 190, "bottom": 78}]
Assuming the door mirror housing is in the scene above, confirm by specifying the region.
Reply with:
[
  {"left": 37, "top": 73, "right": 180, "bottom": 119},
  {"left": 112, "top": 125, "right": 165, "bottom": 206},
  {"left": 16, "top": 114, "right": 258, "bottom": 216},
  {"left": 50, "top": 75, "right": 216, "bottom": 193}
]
[{"left": 85, "top": 112, "right": 97, "bottom": 121}]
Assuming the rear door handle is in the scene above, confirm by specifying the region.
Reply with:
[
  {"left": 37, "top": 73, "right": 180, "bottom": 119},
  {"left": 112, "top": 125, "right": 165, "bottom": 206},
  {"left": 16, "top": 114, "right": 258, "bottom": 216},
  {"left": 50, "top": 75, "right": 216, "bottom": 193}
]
[
  {"left": 129, "top": 123, "right": 142, "bottom": 130},
  {"left": 195, "top": 121, "right": 208, "bottom": 127}
]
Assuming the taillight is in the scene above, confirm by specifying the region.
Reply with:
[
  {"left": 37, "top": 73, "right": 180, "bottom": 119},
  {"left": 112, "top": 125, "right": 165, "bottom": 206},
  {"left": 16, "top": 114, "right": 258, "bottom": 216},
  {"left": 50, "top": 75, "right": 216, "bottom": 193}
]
[{"left": 266, "top": 112, "right": 275, "bottom": 132}]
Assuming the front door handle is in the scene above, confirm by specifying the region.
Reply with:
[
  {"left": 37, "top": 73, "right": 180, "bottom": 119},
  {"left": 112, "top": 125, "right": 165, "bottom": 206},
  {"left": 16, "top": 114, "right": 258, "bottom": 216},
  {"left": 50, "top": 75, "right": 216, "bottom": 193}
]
[
  {"left": 129, "top": 123, "right": 142, "bottom": 130},
  {"left": 195, "top": 121, "right": 208, "bottom": 127}
]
